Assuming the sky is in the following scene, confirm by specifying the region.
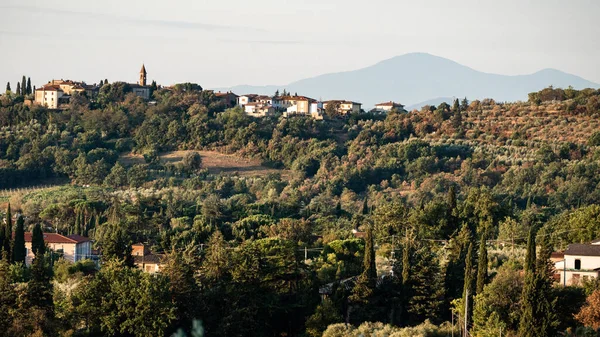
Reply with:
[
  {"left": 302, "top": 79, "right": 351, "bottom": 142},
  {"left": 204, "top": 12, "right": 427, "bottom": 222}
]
[{"left": 1, "top": 0, "right": 599, "bottom": 89}]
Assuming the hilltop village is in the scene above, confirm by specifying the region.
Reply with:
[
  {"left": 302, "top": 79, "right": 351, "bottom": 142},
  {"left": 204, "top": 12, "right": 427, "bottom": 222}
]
[{"left": 25, "top": 64, "right": 405, "bottom": 118}]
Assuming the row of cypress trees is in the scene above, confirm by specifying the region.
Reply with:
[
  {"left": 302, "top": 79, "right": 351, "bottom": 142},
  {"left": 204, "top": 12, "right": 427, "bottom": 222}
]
[
  {"left": 0, "top": 203, "right": 45, "bottom": 264},
  {"left": 5, "top": 76, "right": 33, "bottom": 96}
]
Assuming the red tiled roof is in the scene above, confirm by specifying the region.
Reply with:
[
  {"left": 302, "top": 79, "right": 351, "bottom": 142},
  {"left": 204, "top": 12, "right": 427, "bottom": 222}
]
[
  {"left": 376, "top": 101, "right": 404, "bottom": 107},
  {"left": 23, "top": 232, "right": 90, "bottom": 244},
  {"left": 36, "top": 85, "right": 62, "bottom": 92}
]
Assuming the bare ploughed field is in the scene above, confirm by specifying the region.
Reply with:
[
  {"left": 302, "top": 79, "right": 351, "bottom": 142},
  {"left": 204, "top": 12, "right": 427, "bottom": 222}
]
[{"left": 120, "top": 150, "right": 289, "bottom": 178}]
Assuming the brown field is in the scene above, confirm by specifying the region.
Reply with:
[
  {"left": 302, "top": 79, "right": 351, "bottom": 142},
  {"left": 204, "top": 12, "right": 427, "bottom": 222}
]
[{"left": 119, "top": 150, "right": 290, "bottom": 178}]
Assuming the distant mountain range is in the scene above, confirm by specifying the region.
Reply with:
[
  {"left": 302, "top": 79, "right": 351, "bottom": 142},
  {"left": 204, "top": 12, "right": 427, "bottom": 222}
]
[{"left": 213, "top": 53, "right": 599, "bottom": 109}]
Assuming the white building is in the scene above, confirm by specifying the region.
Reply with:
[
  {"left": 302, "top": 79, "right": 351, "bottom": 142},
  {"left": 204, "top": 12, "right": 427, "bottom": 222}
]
[
  {"left": 372, "top": 101, "right": 405, "bottom": 114},
  {"left": 554, "top": 240, "right": 600, "bottom": 286},
  {"left": 244, "top": 102, "right": 275, "bottom": 117},
  {"left": 238, "top": 94, "right": 258, "bottom": 106}
]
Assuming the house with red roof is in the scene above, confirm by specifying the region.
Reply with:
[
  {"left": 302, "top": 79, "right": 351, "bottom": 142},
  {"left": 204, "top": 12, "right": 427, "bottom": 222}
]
[{"left": 23, "top": 232, "right": 92, "bottom": 265}]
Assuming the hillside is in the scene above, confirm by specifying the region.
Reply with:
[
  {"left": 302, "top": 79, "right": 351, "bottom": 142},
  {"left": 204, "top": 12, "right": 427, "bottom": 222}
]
[{"left": 215, "top": 53, "right": 599, "bottom": 108}]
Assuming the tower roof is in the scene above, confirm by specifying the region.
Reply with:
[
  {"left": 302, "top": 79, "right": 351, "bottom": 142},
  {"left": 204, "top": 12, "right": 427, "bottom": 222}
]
[{"left": 140, "top": 64, "right": 147, "bottom": 74}]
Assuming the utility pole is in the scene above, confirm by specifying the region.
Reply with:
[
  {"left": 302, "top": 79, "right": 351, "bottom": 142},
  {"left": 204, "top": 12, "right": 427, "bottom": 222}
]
[
  {"left": 464, "top": 288, "right": 469, "bottom": 337},
  {"left": 304, "top": 246, "right": 308, "bottom": 263},
  {"left": 452, "top": 312, "right": 454, "bottom": 337},
  {"left": 390, "top": 234, "right": 395, "bottom": 276}
]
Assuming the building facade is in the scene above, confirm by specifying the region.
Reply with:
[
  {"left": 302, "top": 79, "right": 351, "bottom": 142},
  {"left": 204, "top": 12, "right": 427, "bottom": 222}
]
[
  {"left": 24, "top": 232, "right": 92, "bottom": 265},
  {"left": 372, "top": 101, "right": 405, "bottom": 113},
  {"left": 323, "top": 100, "right": 362, "bottom": 115},
  {"left": 132, "top": 243, "right": 165, "bottom": 274},
  {"left": 554, "top": 240, "right": 600, "bottom": 286}
]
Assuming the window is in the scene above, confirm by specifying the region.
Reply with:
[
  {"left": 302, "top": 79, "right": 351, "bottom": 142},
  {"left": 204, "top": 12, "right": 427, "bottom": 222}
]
[{"left": 575, "top": 259, "right": 581, "bottom": 270}]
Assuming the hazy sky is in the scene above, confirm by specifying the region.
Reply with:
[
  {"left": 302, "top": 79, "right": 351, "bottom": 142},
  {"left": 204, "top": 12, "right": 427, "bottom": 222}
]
[{"left": 1, "top": 0, "right": 599, "bottom": 89}]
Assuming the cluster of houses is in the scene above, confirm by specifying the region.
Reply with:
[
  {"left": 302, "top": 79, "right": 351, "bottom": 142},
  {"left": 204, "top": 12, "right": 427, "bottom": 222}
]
[
  {"left": 32, "top": 64, "right": 405, "bottom": 119},
  {"left": 33, "top": 65, "right": 151, "bottom": 109},
  {"left": 22, "top": 231, "right": 164, "bottom": 274},
  {"left": 232, "top": 93, "right": 405, "bottom": 119}
]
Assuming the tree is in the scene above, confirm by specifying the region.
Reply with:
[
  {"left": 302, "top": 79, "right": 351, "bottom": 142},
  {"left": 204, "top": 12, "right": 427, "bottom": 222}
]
[
  {"left": 104, "top": 162, "right": 128, "bottom": 188},
  {"left": 183, "top": 152, "right": 203, "bottom": 173},
  {"left": 21, "top": 76, "right": 26, "bottom": 96},
  {"left": 362, "top": 197, "right": 369, "bottom": 215},
  {"left": 306, "top": 298, "right": 343, "bottom": 337},
  {"left": 15, "top": 82, "right": 21, "bottom": 96},
  {"left": 97, "top": 221, "right": 133, "bottom": 266},
  {"left": 325, "top": 101, "right": 341, "bottom": 117},
  {"left": 463, "top": 242, "right": 475, "bottom": 327},
  {"left": 460, "top": 97, "right": 469, "bottom": 111},
  {"left": 72, "top": 260, "right": 176, "bottom": 337},
  {"left": 473, "top": 264, "right": 524, "bottom": 334},
  {"left": 31, "top": 223, "right": 46, "bottom": 257},
  {"left": 575, "top": 289, "right": 600, "bottom": 330},
  {"left": 12, "top": 215, "right": 25, "bottom": 264},
  {"left": 452, "top": 98, "right": 460, "bottom": 112},
  {"left": 476, "top": 234, "right": 488, "bottom": 294},
  {"left": 201, "top": 230, "right": 230, "bottom": 282},
  {"left": 161, "top": 247, "right": 201, "bottom": 330},
  {"left": 26, "top": 77, "right": 32, "bottom": 95},
  {"left": 27, "top": 253, "right": 54, "bottom": 314},
  {"left": 5, "top": 82, "right": 10, "bottom": 93},
  {"left": 3, "top": 204, "right": 12, "bottom": 261},
  {"left": 349, "top": 226, "right": 377, "bottom": 321},
  {"left": 518, "top": 230, "right": 557, "bottom": 337}
]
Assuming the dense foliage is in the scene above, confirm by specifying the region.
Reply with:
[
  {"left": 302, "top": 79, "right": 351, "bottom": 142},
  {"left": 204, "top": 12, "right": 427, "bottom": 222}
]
[{"left": 0, "top": 85, "right": 600, "bottom": 336}]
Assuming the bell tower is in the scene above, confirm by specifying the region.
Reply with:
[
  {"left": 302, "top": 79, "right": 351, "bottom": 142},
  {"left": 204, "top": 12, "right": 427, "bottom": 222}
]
[{"left": 139, "top": 64, "right": 147, "bottom": 86}]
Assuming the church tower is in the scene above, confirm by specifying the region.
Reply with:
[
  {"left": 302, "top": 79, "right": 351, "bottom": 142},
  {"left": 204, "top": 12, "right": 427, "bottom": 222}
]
[{"left": 139, "top": 64, "right": 147, "bottom": 86}]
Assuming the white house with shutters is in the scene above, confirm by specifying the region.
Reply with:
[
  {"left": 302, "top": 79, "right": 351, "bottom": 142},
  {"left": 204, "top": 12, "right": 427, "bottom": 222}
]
[{"left": 554, "top": 239, "right": 600, "bottom": 286}]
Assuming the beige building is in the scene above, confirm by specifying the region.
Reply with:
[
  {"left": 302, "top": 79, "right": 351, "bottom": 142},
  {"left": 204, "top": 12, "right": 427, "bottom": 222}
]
[
  {"left": 24, "top": 232, "right": 92, "bottom": 265},
  {"left": 214, "top": 91, "right": 239, "bottom": 108},
  {"left": 245, "top": 102, "right": 275, "bottom": 117},
  {"left": 35, "top": 85, "right": 65, "bottom": 109},
  {"left": 130, "top": 64, "right": 151, "bottom": 100},
  {"left": 132, "top": 243, "right": 165, "bottom": 274},
  {"left": 323, "top": 100, "right": 362, "bottom": 115},
  {"left": 275, "top": 95, "right": 314, "bottom": 114},
  {"left": 34, "top": 79, "right": 99, "bottom": 109}
]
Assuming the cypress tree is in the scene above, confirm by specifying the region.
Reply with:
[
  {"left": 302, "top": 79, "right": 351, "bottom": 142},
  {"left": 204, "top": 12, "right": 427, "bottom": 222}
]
[
  {"left": 363, "top": 226, "right": 376, "bottom": 281},
  {"left": 475, "top": 234, "right": 488, "bottom": 294},
  {"left": 12, "top": 215, "right": 25, "bottom": 264},
  {"left": 349, "top": 225, "right": 377, "bottom": 322},
  {"left": 15, "top": 82, "right": 21, "bottom": 96},
  {"left": 27, "top": 252, "right": 54, "bottom": 315},
  {"left": 104, "top": 79, "right": 108, "bottom": 85},
  {"left": 21, "top": 76, "right": 26, "bottom": 96},
  {"left": 402, "top": 239, "right": 410, "bottom": 286},
  {"left": 524, "top": 226, "right": 537, "bottom": 273},
  {"left": 463, "top": 242, "right": 475, "bottom": 328},
  {"left": 361, "top": 197, "right": 369, "bottom": 215},
  {"left": 519, "top": 234, "right": 558, "bottom": 337},
  {"left": 3, "top": 204, "right": 12, "bottom": 262},
  {"left": 26, "top": 77, "right": 32, "bottom": 95},
  {"left": 0, "top": 218, "right": 4, "bottom": 260},
  {"left": 5, "top": 82, "right": 10, "bottom": 93},
  {"left": 335, "top": 201, "right": 342, "bottom": 216},
  {"left": 32, "top": 223, "right": 46, "bottom": 257},
  {"left": 74, "top": 208, "right": 82, "bottom": 235},
  {"left": 519, "top": 227, "right": 538, "bottom": 336}
]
